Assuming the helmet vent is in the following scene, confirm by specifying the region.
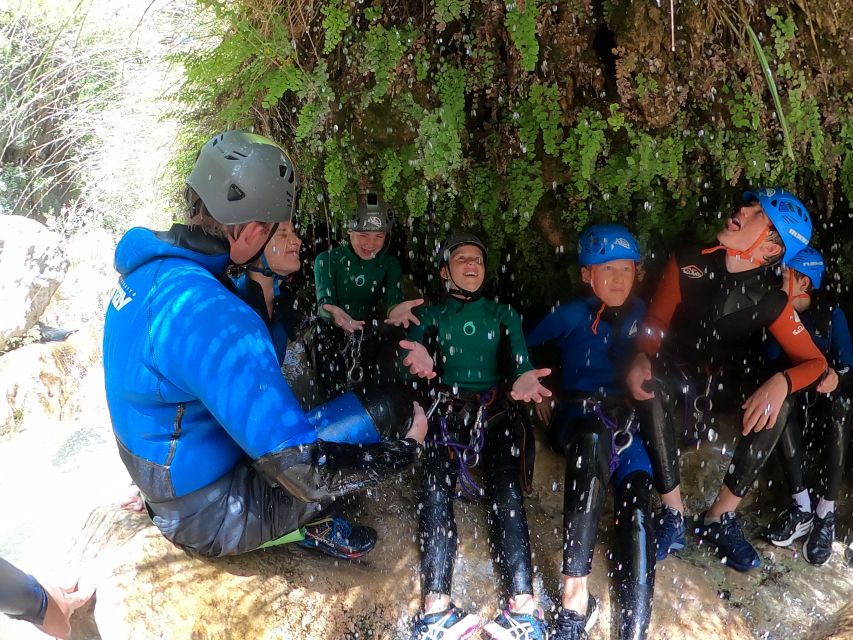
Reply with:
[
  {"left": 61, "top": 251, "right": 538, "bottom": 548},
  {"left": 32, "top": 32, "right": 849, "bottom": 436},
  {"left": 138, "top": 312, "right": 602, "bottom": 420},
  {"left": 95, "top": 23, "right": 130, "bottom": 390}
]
[{"left": 227, "top": 184, "right": 246, "bottom": 201}]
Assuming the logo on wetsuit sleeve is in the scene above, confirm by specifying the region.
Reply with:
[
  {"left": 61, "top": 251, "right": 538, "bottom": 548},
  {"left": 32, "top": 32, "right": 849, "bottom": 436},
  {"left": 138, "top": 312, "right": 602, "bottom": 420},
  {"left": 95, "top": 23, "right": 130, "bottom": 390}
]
[
  {"left": 793, "top": 324, "right": 805, "bottom": 335},
  {"left": 628, "top": 320, "right": 639, "bottom": 336},
  {"left": 110, "top": 280, "right": 134, "bottom": 311},
  {"left": 681, "top": 265, "right": 704, "bottom": 279}
]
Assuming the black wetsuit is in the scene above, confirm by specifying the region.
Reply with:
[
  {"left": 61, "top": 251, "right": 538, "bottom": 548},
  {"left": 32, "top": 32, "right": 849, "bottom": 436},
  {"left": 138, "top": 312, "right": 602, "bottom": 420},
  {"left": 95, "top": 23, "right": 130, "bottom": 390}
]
[
  {"left": 0, "top": 558, "right": 47, "bottom": 626},
  {"left": 637, "top": 247, "right": 826, "bottom": 498},
  {"left": 407, "top": 295, "right": 535, "bottom": 598},
  {"left": 769, "top": 299, "right": 853, "bottom": 501}
]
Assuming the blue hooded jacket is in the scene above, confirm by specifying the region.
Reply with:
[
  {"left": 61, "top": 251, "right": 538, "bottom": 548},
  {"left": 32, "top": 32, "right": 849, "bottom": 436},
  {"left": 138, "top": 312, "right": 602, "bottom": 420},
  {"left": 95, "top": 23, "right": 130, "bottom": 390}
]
[{"left": 103, "top": 226, "right": 316, "bottom": 501}]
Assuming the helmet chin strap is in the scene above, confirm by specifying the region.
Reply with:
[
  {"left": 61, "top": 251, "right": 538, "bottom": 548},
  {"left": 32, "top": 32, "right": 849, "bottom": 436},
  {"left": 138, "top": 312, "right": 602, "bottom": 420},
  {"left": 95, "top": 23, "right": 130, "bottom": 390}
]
[{"left": 701, "top": 223, "right": 770, "bottom": 266}]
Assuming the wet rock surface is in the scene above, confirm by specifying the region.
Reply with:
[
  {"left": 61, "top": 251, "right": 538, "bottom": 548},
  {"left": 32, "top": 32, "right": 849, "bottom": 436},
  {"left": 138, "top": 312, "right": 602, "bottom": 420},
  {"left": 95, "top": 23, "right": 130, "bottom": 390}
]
[{"left": 55, "top": 418, "right": 853, "bottom": 640}]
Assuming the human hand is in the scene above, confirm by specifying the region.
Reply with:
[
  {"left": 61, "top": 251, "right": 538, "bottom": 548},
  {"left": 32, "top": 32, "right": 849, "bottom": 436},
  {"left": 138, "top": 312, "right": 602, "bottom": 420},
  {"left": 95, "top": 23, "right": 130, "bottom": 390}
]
[
  {"left": 511, "top": 368, "right": 553, "bottom": 403},
  {"left": 741, "top": 372, "right": 789, "bottom": 435},
  {"left": 817, "top": 368, "right": 839, "bottom": 394},
  {"left": 323, "top": 304, "right": 365, "bottom": 334},
  {"left": 399, "top": 340, "right": 436, "bottom": 379},
  {"left": 535, "top": 397, "right": 554, "bottom": 425},
  {"left": 118, "top": 485, "right": 145, "bottom": 513},
  {"left": 385, "top": 298, "right": 424, "bottom": 329},
  {"left": 404, "top": 402, "right": 428, "bottom": 444},
  {"left": 39, "top": 579, "right": 95, "bottom": 640},
  {"left": 626, "top": 352, "right": 654, "bottom": 401}
]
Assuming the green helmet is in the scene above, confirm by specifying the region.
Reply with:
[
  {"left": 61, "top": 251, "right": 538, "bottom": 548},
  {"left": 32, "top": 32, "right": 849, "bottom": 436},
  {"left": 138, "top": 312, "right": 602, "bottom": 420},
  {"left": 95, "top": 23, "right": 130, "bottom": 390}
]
[
  {"left": 349, "top": 189, "right": 392, "bottom": 233},
  {"left": 186, "top": 131, "right": 299, "bottom": 225}
]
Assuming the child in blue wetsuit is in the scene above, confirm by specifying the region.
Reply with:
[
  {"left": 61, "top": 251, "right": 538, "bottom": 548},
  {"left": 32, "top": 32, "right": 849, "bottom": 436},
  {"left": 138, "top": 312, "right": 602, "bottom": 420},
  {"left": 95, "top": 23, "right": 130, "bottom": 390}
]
[
  {"left": 762, "top": 247, "right": 853, "bottom": 566},
  {"left": 526, "top": 224, "right": 656, "bottom": 640}
]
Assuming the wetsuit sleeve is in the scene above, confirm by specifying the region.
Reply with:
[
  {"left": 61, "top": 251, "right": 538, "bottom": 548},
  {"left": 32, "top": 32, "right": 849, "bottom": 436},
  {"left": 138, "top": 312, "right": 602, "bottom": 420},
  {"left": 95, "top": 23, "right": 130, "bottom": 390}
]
[
  {"left": 526, "top": 303, "right": 583, "bottom": 349},
  {"left": 501, "top": 305, "right": 534, "bottom": 378},
  {"left": 637, "top": 254, "right": 682, "bottom": 356},
  {"left": 767, "top": 300, "right": 828, "bottom": 393},
  {"left": 314, "top": 250, "right": 336, "bottom": 322},
  {"left": 383, "top": 256, "right": 404, "bottom": 312},
  {"left": 0, "top": 558, "right": 48, "bottom": 625},
  {"left": 830, "top": 307, "right": 853, "bottom": 370}
]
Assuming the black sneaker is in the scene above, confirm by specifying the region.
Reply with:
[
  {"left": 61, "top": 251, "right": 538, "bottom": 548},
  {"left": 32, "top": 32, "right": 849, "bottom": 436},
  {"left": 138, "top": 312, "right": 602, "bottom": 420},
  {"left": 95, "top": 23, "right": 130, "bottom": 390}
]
[
  {"left": 764, "top": 503, "right": 814, "bottom": 547},
  {"left": 550, "top": 595, "right": 598, "bottom": 640},
  {"left": 804, "top": 511, "right": 835, "bottom": 566},
  {"left": 695, "top": 512, "right": 761, "bottom": 572},
  {"left": 655, "top": 506, "right": 686, "bottom": 561},
  {"left": 297, "top": 517, "right": 377, "bottom": 559}
]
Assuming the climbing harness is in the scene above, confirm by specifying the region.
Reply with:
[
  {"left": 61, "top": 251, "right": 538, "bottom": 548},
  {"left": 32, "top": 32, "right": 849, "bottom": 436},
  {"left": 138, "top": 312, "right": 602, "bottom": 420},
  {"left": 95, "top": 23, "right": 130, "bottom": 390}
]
[
  {"left": 589, "top": 401, "right": 637, "bottom": 457},
  {"left": 427, "top": 389, "right": 498, "bottom": 498}
]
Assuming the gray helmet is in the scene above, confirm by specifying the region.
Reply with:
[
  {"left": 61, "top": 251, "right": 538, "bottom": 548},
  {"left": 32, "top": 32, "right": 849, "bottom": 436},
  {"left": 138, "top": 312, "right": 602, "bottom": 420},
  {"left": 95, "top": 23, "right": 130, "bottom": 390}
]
[
  {"left": 349, "top": 189, "right": 392, "bottom": 232},
  {"left": 186, "top": 131, "right": 299, "bottom": 225}
]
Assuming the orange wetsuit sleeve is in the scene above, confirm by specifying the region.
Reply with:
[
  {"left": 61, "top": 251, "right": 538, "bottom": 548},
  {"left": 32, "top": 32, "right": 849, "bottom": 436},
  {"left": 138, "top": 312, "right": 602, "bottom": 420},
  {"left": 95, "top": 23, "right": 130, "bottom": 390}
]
[
  {"left": 637, "top": 254, "right": 682, "bottom": 356},
  {"left": 768, "top": 301, "right": 827, "bottom": 393}
]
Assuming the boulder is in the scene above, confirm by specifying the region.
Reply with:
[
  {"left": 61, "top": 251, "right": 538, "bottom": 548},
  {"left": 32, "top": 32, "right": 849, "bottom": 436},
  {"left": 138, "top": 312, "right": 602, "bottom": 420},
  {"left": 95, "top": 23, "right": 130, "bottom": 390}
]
[
  {"left": 0, "top": 321, "right": 102, "bottom": 437},
  {"left": 0, "top": 215, "right": 68, "bottom": 351}
]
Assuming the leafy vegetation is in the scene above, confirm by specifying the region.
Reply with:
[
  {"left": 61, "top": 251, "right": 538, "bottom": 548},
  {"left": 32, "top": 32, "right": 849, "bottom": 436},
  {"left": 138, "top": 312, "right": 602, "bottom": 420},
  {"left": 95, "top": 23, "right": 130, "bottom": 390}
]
[{"left": 170, "top": 0, "right": 853, "bottom": 306}]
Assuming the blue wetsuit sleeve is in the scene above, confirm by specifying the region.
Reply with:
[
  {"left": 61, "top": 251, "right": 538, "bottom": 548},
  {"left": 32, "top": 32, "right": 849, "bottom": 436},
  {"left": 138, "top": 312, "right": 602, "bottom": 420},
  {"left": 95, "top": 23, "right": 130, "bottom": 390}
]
[
  {"left": 831, "top": 307, "right": 853, "bottom": 370},
  {"left": 526, "top": 303, "right": 583, "bottom": 349},
  {"left": 0, "top": 558, "right": 48, "bottom": 625},
  {"left": 152, "top": 274, "right": 317, "bottom": 458}
]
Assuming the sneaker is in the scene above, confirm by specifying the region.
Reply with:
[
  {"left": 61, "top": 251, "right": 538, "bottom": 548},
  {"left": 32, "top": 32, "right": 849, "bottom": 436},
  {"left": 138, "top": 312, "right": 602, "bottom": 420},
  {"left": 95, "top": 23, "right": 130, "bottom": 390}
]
[
  {"left": 804, "top": 511, "right": 835, "bottom": 566},
  {"left": 695, "top": 512, "right": 761, "bottom": 572},
  {"left": 483, "top": 609, "right": 547, "bottom": 640},
  {"left": 297, "top": 517, "right": 377, "bottom": 560},
  {"left": 764, "top": 502, "right": 814, "bottom": 547},
  {"left": 550, "top": 595, "right": 598, "bottom": 640},
  {"left": 410, "top": 605, "right": 481, "bottom": 640},
  {"left": 655, "top": 506, "right": 686, "bottom": 561}
]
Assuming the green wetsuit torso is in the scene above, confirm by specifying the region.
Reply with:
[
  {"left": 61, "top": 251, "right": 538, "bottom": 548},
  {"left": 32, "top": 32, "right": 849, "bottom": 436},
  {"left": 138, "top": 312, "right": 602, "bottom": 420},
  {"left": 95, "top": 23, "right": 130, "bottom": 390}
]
[
  {"left": 314, "top": 245, "right": 403, "bottom": 322},
  {"left": 408, "top": 296, "right": 533, "bottom": 392}
]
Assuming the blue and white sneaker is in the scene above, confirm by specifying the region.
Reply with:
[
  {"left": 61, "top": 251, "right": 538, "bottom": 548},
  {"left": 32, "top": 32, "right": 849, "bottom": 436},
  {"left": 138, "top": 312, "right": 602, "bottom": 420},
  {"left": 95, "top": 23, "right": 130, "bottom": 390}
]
[
  {"left": 297, "top": 517, "right": 376, "bottom": 560},
  {"left": 695, "top": 511, "right": 761, "bottom": 571},
  {"left": 410, "top": 605, "right": 481, "bottom": 640},
  {"left": 483, "top": 608, "right": 547, "bottom": 640},
  {"left": 655, "top": 506, "right": 686, "bottom": 561}
]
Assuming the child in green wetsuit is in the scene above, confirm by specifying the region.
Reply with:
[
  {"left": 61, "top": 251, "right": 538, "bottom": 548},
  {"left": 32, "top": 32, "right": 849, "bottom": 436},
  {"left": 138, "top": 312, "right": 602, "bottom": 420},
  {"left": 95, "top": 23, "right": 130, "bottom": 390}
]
[
  {"left": 312, "top": 189, "right": 423, "bottom": 396},
  {"left": 401, "top": 231, "right": 552, "bottom": 640}
]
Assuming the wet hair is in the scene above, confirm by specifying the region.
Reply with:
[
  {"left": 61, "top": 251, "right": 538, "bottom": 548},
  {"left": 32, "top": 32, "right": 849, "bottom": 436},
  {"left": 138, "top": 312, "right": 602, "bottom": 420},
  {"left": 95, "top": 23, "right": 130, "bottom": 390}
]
[
  {"left": 763, "top": 227, "right": 784, "bottom": 266},
  {"left": 185, "top": 185, "right": 247, "bottom": 240}
]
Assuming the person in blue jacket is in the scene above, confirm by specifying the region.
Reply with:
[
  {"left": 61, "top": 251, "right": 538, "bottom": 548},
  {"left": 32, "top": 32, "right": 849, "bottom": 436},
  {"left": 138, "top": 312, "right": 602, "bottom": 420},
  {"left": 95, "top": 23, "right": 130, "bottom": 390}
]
[
  {"left": 762, "top": 247, "right": 852, "bottom": 565},
  {"left": 526, "top": 224, "right": 656, "bottom": 640},
  {"left": 103, "top": 131, "right": 427, "bottom": 559}
]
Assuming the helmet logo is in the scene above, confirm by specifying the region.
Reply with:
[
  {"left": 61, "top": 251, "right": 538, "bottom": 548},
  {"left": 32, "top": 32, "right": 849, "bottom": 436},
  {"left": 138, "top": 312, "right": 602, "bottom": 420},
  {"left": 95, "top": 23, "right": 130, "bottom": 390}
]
[
  {"left": 355, "top": 275, "right": 366, "bottom": 287},
  {"left": 614, "top": 237, "right": 631, "bottom": 250},
  {"left": 366, "top": 215, "right": 382, "bottom": 229},
  {"left": 764, "top": 188, "right": 776, "bottom": 197},
  {"left": 463, "top": 321, "right": 476, "bottom": 336},
  {"left": 788, "top": 229, "right": 808, "bottom": 244},
  {"left": 681, "top": 265, "right": 704, "bottom": 279}
]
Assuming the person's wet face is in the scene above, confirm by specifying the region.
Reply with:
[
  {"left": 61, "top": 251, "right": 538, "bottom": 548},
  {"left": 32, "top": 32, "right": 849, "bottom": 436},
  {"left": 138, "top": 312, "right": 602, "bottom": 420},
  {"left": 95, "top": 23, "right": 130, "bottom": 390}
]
[
  {"left": 349, "top": 231, "right": 386, "bottom": 260},
  {"left": 716, "top": 202, "right": 773, "bottom": 252},
  {"left": 264, "top": 220, "right": 302, "bottom": 276},
  {"left": 581, "top": 258, "right": 635, "bottom": 307},
  {"left": 442, "top": 244, "right": 485, "bottom": 293}
]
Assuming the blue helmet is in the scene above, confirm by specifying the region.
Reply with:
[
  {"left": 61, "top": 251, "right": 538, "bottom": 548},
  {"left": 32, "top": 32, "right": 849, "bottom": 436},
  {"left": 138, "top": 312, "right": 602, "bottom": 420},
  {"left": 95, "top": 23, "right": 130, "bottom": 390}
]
[
  {"left": 743, "top": 188, "right": 811, "bottom": 265},
  {"left": 577, "top": 224, "right": 642, "bottom": 266},
  {"left": 787, "top": 246, "right": 825, "bottom": 289}
]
